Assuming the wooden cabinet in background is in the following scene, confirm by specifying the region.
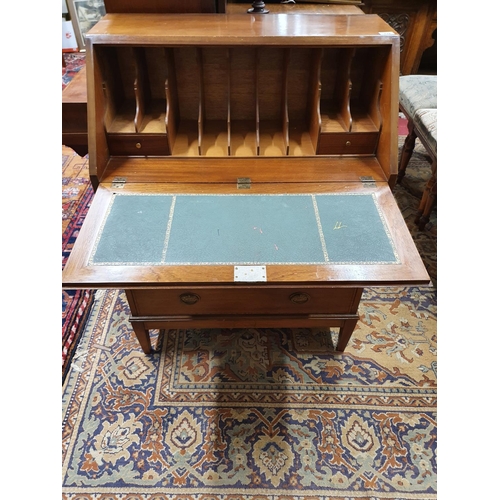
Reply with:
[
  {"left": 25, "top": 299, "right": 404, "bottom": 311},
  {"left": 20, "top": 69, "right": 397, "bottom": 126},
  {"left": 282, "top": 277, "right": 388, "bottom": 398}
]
[
  {"left": 360, "top": 0, "right": 437, "bottom": 75},
  {"left": 103, "top": 0, "right": 226, "bottom": 13},
  {"left": 62, "top": 66, "right": 88, "bottom": 157}
]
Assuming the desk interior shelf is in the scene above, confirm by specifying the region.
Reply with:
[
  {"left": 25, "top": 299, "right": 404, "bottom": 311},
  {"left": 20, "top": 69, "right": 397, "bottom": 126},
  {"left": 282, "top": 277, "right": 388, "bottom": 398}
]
[{"left": 93, "top": 36, "right": 390, "bottom": 160}]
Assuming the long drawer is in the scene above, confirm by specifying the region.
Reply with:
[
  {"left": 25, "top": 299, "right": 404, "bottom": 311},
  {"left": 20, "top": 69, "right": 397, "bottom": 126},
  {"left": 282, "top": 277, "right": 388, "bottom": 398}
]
[{"left": 127, "top": 287, "right": 362, "bottom": 316}]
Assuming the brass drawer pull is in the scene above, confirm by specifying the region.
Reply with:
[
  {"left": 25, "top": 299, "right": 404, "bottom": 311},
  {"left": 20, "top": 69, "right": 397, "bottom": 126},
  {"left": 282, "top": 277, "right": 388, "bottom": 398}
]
[
  {"left": 179, "top": 293, "right": 200, "bottom": 305},
  {"left": 345, "top": 140, "right": 351, "bottom": 146},
  {"left": 135, "top": 142, "right": 142, "bottom": 149},
  {"left": 289, "top": 292, "right": 309, "bottom": 304}
]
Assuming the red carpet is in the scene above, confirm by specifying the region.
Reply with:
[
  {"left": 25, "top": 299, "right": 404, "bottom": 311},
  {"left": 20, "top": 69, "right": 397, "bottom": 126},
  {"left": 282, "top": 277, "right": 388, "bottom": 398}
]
[{"left": 62, "top": 145, "right": 94, "bottom": 382}]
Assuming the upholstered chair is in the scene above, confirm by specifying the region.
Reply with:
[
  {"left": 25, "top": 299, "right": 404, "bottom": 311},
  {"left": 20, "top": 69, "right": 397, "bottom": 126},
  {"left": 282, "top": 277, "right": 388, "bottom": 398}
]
[
  {"left": 412, "top": 108, "right": 437, "bottom": 230},
  {"left": 397, "top": 75, "right": 437, "bottom": 229}
]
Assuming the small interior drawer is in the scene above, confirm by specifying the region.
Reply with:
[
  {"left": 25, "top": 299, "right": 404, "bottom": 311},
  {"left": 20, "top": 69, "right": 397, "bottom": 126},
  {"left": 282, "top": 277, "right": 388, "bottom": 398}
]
[
  {"left": 317, "top": 132, "right": 379, "bottom": 155},
  {"left": 107, "top": 134, "right": 171, "bottom": 156}
]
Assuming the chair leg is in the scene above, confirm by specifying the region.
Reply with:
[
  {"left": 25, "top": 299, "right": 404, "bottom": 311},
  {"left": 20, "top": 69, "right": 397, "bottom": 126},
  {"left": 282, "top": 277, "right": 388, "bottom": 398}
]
[
  {"left": 397, "top": 121, "right": 417, "bottom": 183},
  {"left": 415, "top": 159, "right": 437, "bottom": 230}
]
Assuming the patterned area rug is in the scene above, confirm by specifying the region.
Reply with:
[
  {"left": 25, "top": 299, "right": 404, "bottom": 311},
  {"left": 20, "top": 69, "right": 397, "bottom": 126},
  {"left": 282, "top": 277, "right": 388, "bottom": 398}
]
[
  {"left": 62, "top": 283, "right": 436, "bottom": 499},
  {"left": 62, "top": 49, "right": 91, "bottom": 383},
  {"left": 63, "top": 53, "right": 86, "bottom": 90},
  {"left": 62, "top": 146, "right": 95, "bottom": 382}
]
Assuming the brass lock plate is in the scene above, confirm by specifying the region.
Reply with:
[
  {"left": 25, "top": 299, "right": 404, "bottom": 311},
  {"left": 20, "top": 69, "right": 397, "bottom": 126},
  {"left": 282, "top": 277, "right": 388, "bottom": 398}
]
[{"left": 234, "top": 265, "right": 267, "bottom": 282}]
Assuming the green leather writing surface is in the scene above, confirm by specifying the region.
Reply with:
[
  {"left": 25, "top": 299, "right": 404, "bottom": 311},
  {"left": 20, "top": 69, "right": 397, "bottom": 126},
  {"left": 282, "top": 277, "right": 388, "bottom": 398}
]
[
  {"left": 315, "top": 194, "right": 397, "bottom": 263},
  {"left": 90, "top": 193, "right": 399, "bottom": 265},
  {"left": 90, "top": 195, "right": 174, "bottom": 264},
  {"left": 166, "top": 194, "right": 325, "bottom": 264}
]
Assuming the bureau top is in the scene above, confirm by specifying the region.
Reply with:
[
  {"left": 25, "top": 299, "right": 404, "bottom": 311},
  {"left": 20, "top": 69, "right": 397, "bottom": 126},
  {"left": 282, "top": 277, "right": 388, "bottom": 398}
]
[{"left": 86, "top": 13, "right": 398, "bottom": 46}]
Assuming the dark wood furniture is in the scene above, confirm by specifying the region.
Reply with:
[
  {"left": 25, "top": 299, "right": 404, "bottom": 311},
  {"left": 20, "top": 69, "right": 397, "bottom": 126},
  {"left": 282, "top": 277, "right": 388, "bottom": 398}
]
[
  {"left": 360, "top": 0, "right": 437, "bottom": 75},
  {"left": 62, "top": 13, "right": 430, "bottom": 355},
  {"left": 62, "top": 66, "right": 88, "bottom": 157},
  {"left": 104, "top": 0, "right": 226, "bottom": 13},
  {"left": 227, "top": 2, "right": 364, "bottom": 14}
]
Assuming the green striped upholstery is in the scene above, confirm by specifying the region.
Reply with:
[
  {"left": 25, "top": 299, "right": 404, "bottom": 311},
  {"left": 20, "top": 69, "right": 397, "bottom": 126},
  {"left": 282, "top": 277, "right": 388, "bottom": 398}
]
[
  {"left": 414, "top": 108, "right": 437, "bottom": 157},
  {"left": 399, "top": 75, "right": 437, "bottom": 119}
]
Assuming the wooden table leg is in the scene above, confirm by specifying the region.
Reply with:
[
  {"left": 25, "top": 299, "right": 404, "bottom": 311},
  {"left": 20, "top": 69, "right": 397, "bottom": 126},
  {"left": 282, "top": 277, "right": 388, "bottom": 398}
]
[
  {"left": 397, "top": 121, "right": 416, "bottom": 183},
  {"left": 336, "top": 317, "right": 358, "bottom": 352},
  {"left": 130, "top": 319, "right": 152, "bottom": 354},
  {"left": 417, "top": 159, "right": 437, "bottom": 230}
]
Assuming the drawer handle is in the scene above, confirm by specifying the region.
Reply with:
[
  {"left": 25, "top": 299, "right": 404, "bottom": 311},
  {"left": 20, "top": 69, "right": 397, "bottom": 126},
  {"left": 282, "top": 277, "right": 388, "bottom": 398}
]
[
  {"left": 135, "top": 142, "right": 142, "bottom": 149},
  {"left": 289, "top": 292, "right": 309, "bottom": 304},
  {"left": 345, "top": 140, "right": 351, "bottom": 146},
  {"left": 179, "top": 293, "right": 200, "bottom": 305}
]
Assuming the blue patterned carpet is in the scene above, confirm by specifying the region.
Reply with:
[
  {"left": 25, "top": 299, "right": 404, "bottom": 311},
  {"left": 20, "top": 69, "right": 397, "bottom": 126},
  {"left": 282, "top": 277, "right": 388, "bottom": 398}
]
[{"left": 62, "top": 281, "right": 436, "bottom": 498}]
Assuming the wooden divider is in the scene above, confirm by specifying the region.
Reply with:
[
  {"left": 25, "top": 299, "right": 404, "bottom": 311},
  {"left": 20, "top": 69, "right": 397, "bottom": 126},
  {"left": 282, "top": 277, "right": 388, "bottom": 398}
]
[
  {"left": 308, "top": 49, "right": 323, "bottom": 154},
  {"left": 133, "top": 47, "right": 147, "bottom": 133},
  {"left": 196, "top": 48, "right": 204, "bottom": 156},
  {"left": 255, "top": 48, "right": 261, "bottom": 157},
  {"left": 281, "top": 48, "right": 290, "bottom": 156},
  {"left": 165, "top": 48, "right": 178, "bottom": 153},
  {"left": 319, "top": 48, "right": 354, "bottom": 134},
  {"left": 349, "top": 47, "right": 384, "bottom": 133},
  {"left": 287, "top": 48, "right": 316, "bottom": 156},
  {"left": 229, "top": 48, "right": 257, "bottom": 156},
  {"left": 226, "top": 48, "right": 231, "bottom": 157}
]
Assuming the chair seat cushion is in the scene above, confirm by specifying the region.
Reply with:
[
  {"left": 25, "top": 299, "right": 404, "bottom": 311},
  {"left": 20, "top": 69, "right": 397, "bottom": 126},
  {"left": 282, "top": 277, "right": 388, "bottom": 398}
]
[
  {"left": 414, "top": 108, "right": 437, "bottom": 157},
  {"left": 399, "top": 75, "right": 437, "bottom": 119}
]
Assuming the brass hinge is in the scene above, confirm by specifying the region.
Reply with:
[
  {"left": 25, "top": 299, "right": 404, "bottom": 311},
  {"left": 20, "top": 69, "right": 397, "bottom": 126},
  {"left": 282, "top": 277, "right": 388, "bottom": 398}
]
[
  {"left": 111, "top": 177, "right": 127, "bottom": 188},
  {"left": 360, "top": 176, "right": 376, "bottom": 187},
  {"left": 237, "top": 177, "right": 251, "bottom": 189}
]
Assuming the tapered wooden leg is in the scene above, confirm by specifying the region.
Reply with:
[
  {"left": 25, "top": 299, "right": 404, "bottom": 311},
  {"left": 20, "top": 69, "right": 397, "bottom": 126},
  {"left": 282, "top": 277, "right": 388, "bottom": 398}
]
[
  {"left": 130, "top": 320, "right": 152, "bottom": 354},
  {"left": 417, "top": 184, "right": 435, "bottom": 229},
  {"left": 414, "top": 189, "right": 428, "bottom": 225},
  {"left": 414, "top": 159, "right": 436, "bottom": 229},
  {"left": 397, "top": 122, "right": 416, "bottom": 183},
  {"left": 336, "top": 318, "right": 358, "bottom": 352},
  {"left": 417, "top": 159, "right": 437, "bottom": 230}
]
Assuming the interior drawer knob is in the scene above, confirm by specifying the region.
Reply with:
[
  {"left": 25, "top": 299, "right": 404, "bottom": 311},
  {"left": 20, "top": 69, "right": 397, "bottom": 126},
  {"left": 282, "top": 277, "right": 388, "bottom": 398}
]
[
  {"left": 289, "top": 292, "right": 309, "bottom": 304},
  {"left": 135, "top": 142, "right": 142, "bottom": 149},
  {"left": 179, "top": 293, "right": 200, "bottom": 305},
  {"left": 345, "top": 140, "right": 351, "bottom": 146}
]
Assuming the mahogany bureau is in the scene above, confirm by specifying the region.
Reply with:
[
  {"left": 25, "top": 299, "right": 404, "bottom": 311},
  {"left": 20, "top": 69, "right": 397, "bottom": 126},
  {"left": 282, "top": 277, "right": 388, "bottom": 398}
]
[{"left": 62, "top": 13, "right": 430, "bottom": 354}]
